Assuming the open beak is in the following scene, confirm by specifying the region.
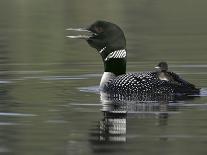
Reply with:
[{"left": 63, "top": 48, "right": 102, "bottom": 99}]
[{"left": 66, "top": 28, "right": 96, "bottom": 39}]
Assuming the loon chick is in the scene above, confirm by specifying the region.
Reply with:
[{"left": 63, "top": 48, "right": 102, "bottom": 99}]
[
  {"left": 67, "top": 20, "right": 200, "bottom": 95},
  {"left": 155, "top": 62, "right": 172, "bottom": 81}
]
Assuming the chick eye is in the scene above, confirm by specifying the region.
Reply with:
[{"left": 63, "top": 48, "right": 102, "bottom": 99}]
[{"left": 95, "top": 26, "right": 103, "bottom": 33}]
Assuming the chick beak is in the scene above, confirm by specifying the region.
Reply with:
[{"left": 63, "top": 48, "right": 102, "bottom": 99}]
[
  {"left": 66, "top": 28, "right": 96, "bottom": 39},
  {"left": 155, "top": 66, "right": 160, "bottom": 70}
]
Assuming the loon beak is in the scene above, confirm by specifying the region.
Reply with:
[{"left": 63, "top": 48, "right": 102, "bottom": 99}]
[{"left": 66, "top": 28, "right": 96, "bottom": 39}]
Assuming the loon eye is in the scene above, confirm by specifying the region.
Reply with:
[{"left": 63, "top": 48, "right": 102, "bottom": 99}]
[{"left": 95, "top": 26, "right": 104, "bottom": 33}]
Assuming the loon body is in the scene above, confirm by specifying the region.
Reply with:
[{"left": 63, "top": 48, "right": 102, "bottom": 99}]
[{"left": 67, "top": 21, "right": 200, "bottom": 95}]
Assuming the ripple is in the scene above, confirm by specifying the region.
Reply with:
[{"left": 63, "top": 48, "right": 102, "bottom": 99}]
[
  {"left": 79, "top": 73, "right": 101, "bottom": 78},
  {"left": 46, "top": 120, "right": 67, "bottom": 124},
  {"left": 0, "top": 80, "right": 12, "bottom": 84},
  {"left": 0, "top": 70, "right": 45, "bottom": 75},
  {"left": 128, "top": 134, "right": 207, "bottom": 139},
  {"left": 0, "top": 112, "right": 37, "bottom": 117},
  {"left": 176, "top": 64, "right": 207, "bottom": 68},
  {"left": 0, "top": 122, "right": 19, "bottom": 126},
  {"left": 42, "top": 76, "right": 86, "bottom": 80},
  {"left": 78, "top": 85, "right": 100, "bottom": 93},
  {"left": 70, "top": 103, "right": 101, "bottom": 106},
  {"left": 15, "top": 76, "right": 86, "bottom": 81}
]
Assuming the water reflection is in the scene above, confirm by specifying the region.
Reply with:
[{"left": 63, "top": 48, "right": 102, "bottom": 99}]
[
  {"left": 89, "top": 93, "right": 127, "bottom": 153},
  {"left": 100, "top": 97, "right": 127, "bottom": 143},
  {"left": 89, "top": 91, "right": 200, "bottom": 153}
]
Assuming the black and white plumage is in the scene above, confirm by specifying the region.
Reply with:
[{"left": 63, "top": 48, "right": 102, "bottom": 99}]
[
  {"left": 104, "top": 49, "right": 127, "bottom": 61},
  {"left": 67, "top": 20, "right": 200, "bottom": 96},
  {"left": 104, "top": 71, "right": 198, "bottom": 95}
]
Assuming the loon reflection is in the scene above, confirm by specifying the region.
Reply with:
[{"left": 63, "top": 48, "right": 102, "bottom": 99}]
[
  {"left": 90, "top": 92, "right": 182, "bottom": 145},
  {"left": 88, "top": 90, "right": 201, "bottom": 153},
  {"left": 99, "top": 92, "right": 127, "bottom": 142}
]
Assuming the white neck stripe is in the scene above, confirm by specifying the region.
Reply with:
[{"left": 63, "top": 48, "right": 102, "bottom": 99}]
[
  {"left": 99, "top": 46, "right": 106, "bottom": 53},
  {"left": 105, "top": 49, "right": 126, "bottom": 61}
]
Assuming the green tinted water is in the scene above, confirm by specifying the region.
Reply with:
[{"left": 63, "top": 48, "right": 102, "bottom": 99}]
[{"left": 0, "top": 0, "right": 207, "bottom": 155}]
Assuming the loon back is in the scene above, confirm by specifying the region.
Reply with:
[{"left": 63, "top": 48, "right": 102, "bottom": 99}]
[{"left": 103, "top": 71, "right": 199, "bottom": 95}]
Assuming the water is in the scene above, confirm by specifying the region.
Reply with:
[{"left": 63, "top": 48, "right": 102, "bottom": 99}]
[{"left": 0, "top": 0, "right": 207, "bottom": 155}]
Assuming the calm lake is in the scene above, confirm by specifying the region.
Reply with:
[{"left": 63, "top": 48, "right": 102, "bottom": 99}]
[{"left": 0, "top": 0, "right": 207, "bottom": 155}]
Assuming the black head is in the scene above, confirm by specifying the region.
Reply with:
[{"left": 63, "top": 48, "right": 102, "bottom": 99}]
[
  {"left": 155, "top": 62, "right": 168, "bottom": 72},
  {"left": 86, "top": 21, "right": 126, "bottom": 52}
]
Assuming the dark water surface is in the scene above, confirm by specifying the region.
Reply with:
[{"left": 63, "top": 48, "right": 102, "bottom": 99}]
[{"left": 0, "top": 0, "right": 207, "bottom": 155}]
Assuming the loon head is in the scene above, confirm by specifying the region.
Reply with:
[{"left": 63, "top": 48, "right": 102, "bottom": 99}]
[
  {"left": 155, "top": 62, "right": 168, "bottom": 72},
  {"left": 67, "top": 21, "right": 127, "bottom": 76},
  {"left": 86, "top": 21, "right": 126, "bottom": 52}
]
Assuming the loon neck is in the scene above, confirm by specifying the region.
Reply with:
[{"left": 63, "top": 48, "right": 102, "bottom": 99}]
[{"left": 99, "top": 47, "right": 127, "bottom": 76}]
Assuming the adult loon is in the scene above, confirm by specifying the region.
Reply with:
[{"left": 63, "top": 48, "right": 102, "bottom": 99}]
[{"left": 67, "top": 20, "right": 200, "bottom": 95}]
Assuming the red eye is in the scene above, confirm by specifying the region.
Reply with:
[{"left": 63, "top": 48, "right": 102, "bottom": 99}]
[{"left": 95, "top": 26, "right": 103, "bottom": 33}]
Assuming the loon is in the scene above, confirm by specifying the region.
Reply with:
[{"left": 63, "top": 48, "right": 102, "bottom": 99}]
[
  {"left": 67, "top": 20, "right": 200, "bottom": 95},
  {"left": 155, "top": 62, "right": 173, "bottom": 81}
]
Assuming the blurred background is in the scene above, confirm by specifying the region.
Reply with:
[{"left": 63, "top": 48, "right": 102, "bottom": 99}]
[
  {"left": 1, "top": 0, "right": 207, "bottom": 64},
  {"left": 0, "top": 0, "right": 207, "bottom": 155}
]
